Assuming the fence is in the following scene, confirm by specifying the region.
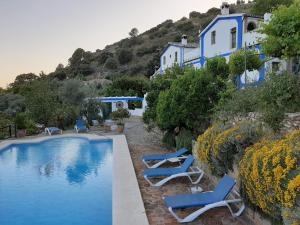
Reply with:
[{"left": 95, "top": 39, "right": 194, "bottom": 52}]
[{"left": 0, "top": 125, "right": 17, "bottom": 140}]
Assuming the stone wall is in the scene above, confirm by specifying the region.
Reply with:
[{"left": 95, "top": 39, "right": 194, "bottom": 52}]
[
  {"left": 281, "top": 112, "right": 300, "bottom": 133},
  {"left": 232, "top": 112, "right": 300, "bottom": 133}
]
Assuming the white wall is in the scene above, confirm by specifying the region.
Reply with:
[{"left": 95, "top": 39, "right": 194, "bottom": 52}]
[
  {"left": 203, "top": 19, "right": 238, "bottom": 58},
  {"left": 161, "top": 46, "right": 181, "bottom": 71},
  {"left": 111, "top": 100, "right": 129, "bottom": 112}
]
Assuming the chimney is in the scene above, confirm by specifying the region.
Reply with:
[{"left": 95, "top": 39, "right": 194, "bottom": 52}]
[
  {"left": 181, "top": 34, "right": 188, "bottom": 45},
  {"left": 221, "top": 2, "right": 230, "bottom": 15}
]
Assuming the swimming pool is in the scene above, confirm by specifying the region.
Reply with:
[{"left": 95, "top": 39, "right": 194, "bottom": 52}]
[{"left": 0, "top": 137, "right": 113, "bottom": 225}]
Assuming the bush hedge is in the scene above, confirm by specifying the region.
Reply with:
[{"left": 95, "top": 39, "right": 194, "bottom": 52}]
[
  {"left": 197, "top": 121, "right": 268, "bottom": 176},
  {"left": 239, "top": 130, "right": 300, "bottom": 224}
]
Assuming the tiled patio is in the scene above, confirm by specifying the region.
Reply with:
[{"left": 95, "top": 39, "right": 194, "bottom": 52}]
[{"left": 124, "top": 118, "right": 256, "bottom": 225}]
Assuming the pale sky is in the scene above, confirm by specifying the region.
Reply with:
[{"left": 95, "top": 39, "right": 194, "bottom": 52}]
[{"left": 0, "top": 0, "right": 236, "bottom": 88}]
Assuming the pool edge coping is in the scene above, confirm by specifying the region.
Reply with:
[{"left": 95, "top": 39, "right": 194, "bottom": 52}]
[{"left": 0, "top": 134, "right": 149, "bottom": 225}]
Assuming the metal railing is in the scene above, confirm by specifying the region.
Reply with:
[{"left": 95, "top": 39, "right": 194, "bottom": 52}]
[{"left": 0, "top": 125, "right": 17, "bottom": 140}]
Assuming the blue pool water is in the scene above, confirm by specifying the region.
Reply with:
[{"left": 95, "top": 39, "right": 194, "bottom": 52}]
[{"left": 0, "top": 137, "right": 113, "bottom": 225}]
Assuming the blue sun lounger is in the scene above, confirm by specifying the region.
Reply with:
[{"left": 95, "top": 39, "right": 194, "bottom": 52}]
[
  {"left": 164, "top": 175, "right": 245, "bottom": 223},
  {"left": 142, "top": 148, "right": 189, "bottom": 168},
  {"left": 45, "top": 127, "right": 62, "bottom": 136},
  {"left": 74, "top": 119, "right": 88, "bottom": 133},
  {"left": 143, "top": 155, "right": 204, "bottom": 187}
]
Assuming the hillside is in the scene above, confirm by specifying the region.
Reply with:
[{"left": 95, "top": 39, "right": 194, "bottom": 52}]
[{"left": 50, "top": 2, "right": 254, "bottom": 83}]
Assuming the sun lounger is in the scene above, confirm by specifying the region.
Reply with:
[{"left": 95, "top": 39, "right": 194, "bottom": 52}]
[
  {"left": 45, "top": 127, "right": 62, "bottom": 136},
  {"left": 164, "top": 175, "right": 245, "bottom": 223},
  {"left": 142, "top": 148, "right": 189, "bottom": 168},
  {"left": 143, "top": 155, "right": 204, "bottom": 187},
  {"left": 74, "top": 119, "right": 88, "bottom": 133}
]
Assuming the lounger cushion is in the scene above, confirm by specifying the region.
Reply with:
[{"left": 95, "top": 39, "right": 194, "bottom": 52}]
[
  {"left": 48, "top": 127, "right": 60, "bottom": 132},
  {"left": 143, "top": 155, "right": 194, "bottom": 177},
  {"left": 213, "top": 175, "right": 236, "bottom": 201},
  {"left": 144, "top": 167, "right": 183, "bottom": 177},
  {"left": 164, "top": 175, "right": 236, "bottom": 209},
  {"left": 164, "top": 192, "right": 216, "bottom": 209},
  {"left": 179, "top": 155, "right": 195, "bottom": 172},
  {"left": 142, "top": 148, "right": 188, "bottom": 161}
]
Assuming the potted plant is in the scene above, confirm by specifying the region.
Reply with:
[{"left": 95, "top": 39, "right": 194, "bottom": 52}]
[{"left": 111, "top": 108, "right": 130, "bottom": 133}]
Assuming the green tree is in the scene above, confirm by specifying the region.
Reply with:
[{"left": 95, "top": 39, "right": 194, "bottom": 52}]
[
  {"left": 25, "top": 80, "right": 60, "bottom": 126},
  {"left": 252, "top": 0, "right": 293, "bottom": 15},
  {"left": 9, "top": 73, "right": 39, "bottom": 93},
  {"left": 143, "top": 66, "right": 184, "bottom": 126},
  {"left": 105, "top": 76, "right": 149, "bottom": 97},
  {"left": 229, "top": 50, "right": 263, "bottom": 82},
  {"left": 81, "top": 99, "right": 102, "bottom": 125},
  {"left": 69, "top": 48, "right": 85, "bottom": 67},
  {"left": 156, "top": 68, "right": 223, "bottom": 134},
  {"left": 60, "top": 79, "right": 86, "bottom": 105},
  {"left": 49, "top": 64, "right": 67, "bottom": 81},
  {"left": 0, "top": 93, "right": 26, "bottom": 116},
  {"left": 129, "top": 28, "right": 139, "bottom": 38},
  {"left": 260, "top": 1, "right": 300, "bottom": 59}
]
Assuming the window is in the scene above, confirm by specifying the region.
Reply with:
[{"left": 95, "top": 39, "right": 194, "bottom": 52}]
[
  {"left": 247, "top": 22, "right": 256, "bottom": 32},
  {"left": 231, "top": 27, "right": 237, "bottom": 49},
  {"left": 272, "top": 62, "right": 280, "bottom": 72},
  {"left": 175, "top": 52, "right": 178, "bottom": 63},
  {"left": 163, "top": 56, "right": 166, "bottom": 65},
  {"left": 211, "top": 31, "right": 216, "bottom": 45}
]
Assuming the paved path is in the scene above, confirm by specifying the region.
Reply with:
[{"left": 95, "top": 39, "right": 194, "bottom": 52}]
[{"left": 124, "top": 117, "right": 256, "bottom": 225}]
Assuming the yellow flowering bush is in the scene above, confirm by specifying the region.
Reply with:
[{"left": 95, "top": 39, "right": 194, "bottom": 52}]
[
  {"left": 239, "top": 131, "right": 300, "bottom": 224},
  {"left": 197, "top": 121, "right": 266, "bottom": 176}
]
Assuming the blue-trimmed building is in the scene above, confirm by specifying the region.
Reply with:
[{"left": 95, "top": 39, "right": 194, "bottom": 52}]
[{"left": 154, "top": 3, "right": 287, "bottom": 87}]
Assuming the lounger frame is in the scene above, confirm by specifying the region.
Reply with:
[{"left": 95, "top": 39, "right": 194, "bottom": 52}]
[
  {"left": 74, "top": 125, "right": 89, "bottom": 133},
  {"left": 45, "top": 128, "right": 62, "bottom": 136},
  {"left": 142, "top": 155, "right": 188, "bottom": 169},
  {"left": 166, "top": 189, "right": 245, "bottom": 223},
  {"left": 144, "top": 166, "right": 204, "bottom": 187}
]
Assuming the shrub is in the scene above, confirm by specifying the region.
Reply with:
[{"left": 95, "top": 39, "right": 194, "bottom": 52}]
[
  {"left": 162, "top": 130, "right": 176, "bottom": 148},
  {"left": 206, "top": 57, "right": 229, "bottom": 79},
  {"left": 14, "top": 113, "right": 27, "bottom": 130},
  {"left": 117, "top": 49, "right": 133, "bottom": 65},
  {"left": 189, "top": 11, "right": 202, "bottom": 18},
  {"left": 239, "top": 130, "right": 300, "bottom": 224},
  {"left": 214, "top": 86, "right": 259, "bottom": 122},
  {"left": 176, "top": 21, "right": 195, "bottom": 32},
  {"left": 197, "top": 121, "right": 269, "bottom": 176},
  {"left": 111, "top": 108, "right": 130, "bottom": 125},
  {"left": 97, "top": 51, "right": 113, "bottom": 65},
  {"left": 25, "top": 118, "right": 38, "bottom": 135},
  {"left": 175, "top": 128, "right": 193, "bottom": 151},
  {"left": 104, "top": 58, "right": 118, "bottom": 70},
  {"left": 0, "top": 112, "right": 12, "bottom": 128},
  {"left": 0, "top": 93, "right": 26, "bottom": 116},
  {"left": 259, "top": 73, "right": 300, "bottom": 131}
]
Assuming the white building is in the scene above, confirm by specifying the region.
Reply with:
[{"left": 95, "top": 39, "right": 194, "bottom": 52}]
[
  {"left": 154, "top": 2, "right": 287, "bottom": 87},
  {"left": 153, "top": 35, "right": 200, "bottom": 76}
]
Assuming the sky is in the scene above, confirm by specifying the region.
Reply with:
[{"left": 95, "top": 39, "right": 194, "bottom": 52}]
[{"left": 0, "top": 0, "right": 236, "bottom": 88}]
